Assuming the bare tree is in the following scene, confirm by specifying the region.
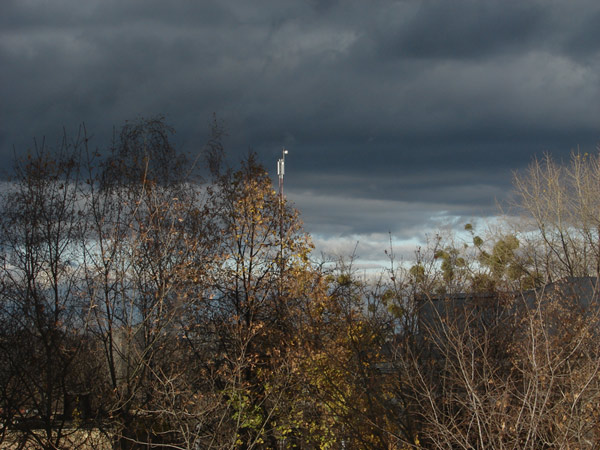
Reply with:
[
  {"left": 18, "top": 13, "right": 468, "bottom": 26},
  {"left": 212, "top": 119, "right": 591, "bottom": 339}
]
[
  {"left": 80, "top": 117, "right": 217, "bottom": 449},
  {"left": 405, "top": 277, "right": 600, "bottom": 449},
  {"left": 0, "top": 136, "right": 89, "bottom": 449},
  {"left": 513, "top": 151, "right": 600, "bottom": 280}
]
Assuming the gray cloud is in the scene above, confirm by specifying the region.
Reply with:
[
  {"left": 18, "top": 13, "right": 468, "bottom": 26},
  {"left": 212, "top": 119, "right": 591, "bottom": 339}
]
[
  {"left": 381, "top": 2, "right": 544, "bottom": 60},
  {"left": 2, "top": 0, "right": 599, "bottom": 258}
]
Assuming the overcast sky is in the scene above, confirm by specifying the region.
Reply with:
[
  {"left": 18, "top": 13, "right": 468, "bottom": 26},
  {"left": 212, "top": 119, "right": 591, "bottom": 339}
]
[{"left": 2, "top": 0, "right": 600, "bottom": 264}]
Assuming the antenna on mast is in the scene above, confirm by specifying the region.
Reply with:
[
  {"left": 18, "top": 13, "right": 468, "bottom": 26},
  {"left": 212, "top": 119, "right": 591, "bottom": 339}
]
[
  {"left": 277, "top": 148, "right": 288, "bottom": 201},
  {"left": 277, "top": 149, "right": 288, "bottom": 280}
]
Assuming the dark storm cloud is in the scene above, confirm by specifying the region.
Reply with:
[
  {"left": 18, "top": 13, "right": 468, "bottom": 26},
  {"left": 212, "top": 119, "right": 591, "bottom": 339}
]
[
  {"left": 2, "top": 0, "right": 600, "bottom": 258},
  {"left": 381, "top": 2, "right": 545, "bottom": 59}
]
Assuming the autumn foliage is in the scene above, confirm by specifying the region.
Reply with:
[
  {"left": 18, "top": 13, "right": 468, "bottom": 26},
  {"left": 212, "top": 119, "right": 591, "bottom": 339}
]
[{"left": 1, "top": 119, "right": 600, "bottom": 449}]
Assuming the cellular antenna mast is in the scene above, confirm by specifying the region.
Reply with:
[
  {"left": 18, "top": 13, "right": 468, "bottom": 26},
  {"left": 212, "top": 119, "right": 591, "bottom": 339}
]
[
  {"left": 277, "top": 148, "right": 288, "bottom": 280},
  {"left": 277, "top": 148, "right": 288, "bottom": 201}
]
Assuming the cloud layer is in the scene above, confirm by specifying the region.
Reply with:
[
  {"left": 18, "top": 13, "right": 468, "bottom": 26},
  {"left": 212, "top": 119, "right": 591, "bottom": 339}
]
[{"left": 2, "top": 0, "right": 600, "bottom": 260}]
